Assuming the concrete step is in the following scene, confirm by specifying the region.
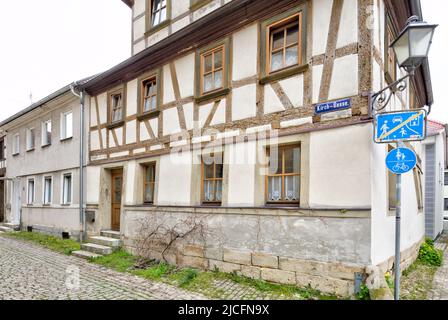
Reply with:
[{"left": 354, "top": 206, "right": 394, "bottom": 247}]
[
  {"left": 100, "top": 230, "right": 121, "bottom": 239},
  {"left": 0, "top": 226, "right": 14, "bottom": 232},
  {"left": 81, "top": 243, "right": 113, "bottom": 255},
  {"left": 72, "top": 250, "right": 103, "bottom": 260},
  {"left": 89, "top": 236, "right": 121, "bottom": 248},
  {"left": 3, "top": 223, "right": 20, "bottom": 231}
]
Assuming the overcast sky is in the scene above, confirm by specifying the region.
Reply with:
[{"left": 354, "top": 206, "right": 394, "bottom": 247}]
[{"left": 0, "top": 0, "right": 446, "bottom": 123}]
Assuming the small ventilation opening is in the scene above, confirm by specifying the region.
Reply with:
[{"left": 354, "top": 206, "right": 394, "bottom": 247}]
[
  {"left": 62, "top": 232, "right": 70, "bottom": 240},
  {"left": 27, "top": 226, "right": 33, "bottom": 232}
]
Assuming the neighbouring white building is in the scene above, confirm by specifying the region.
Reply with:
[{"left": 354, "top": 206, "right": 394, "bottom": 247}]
[{"left": 0, "top": 0, "right": 438, "bottom": 297}]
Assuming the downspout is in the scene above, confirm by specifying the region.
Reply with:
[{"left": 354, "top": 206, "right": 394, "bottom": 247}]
[{"left": 70, "top": 83, "right": 86, "bottom": 241}]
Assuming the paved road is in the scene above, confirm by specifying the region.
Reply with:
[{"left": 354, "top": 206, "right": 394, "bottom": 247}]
[{"left": 0, "top": 234, "right": 206, "bottom": 300}]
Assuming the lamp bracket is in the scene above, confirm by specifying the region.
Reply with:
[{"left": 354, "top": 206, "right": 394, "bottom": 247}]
[{"left": 370, "top": 73, "right": 413, "bottom": 114}]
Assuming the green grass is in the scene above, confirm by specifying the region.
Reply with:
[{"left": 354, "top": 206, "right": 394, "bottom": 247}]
[
  {"left": 90, "top": 249, "right": 136, "bottom": 272},
  {"left": 3, "top": 231, "right": 80, "bottom": 255}
]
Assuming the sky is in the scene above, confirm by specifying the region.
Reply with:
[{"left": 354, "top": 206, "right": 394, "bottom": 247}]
[{"left": 0, "top": 0, "right": 446, "bottom": 123}]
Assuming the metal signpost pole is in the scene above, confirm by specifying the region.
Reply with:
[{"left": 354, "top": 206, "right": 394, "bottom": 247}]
[{"left": 394, "top": 170, "right": 401, "bottom": 300}]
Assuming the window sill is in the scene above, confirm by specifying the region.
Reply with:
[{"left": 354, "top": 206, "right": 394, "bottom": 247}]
[
  {"left": 26, "top": 148, "right": 35, "bottom": 153},
  {"left": 12, "top": 153, "right": 19, "bottom": 157},
  {"left": 195, "top": 88, "right": 230, "bottom": 104},
  {"left": 190, "top": 0, "right": 213, "bottom": 11},
  {"left": 201, "top": 202, "right": 222, "bottom": 207},
  {"left": 60, "top": 136, "right": 73, "bottom": 142},
  {"left": 137, "top": 110, "right": 160, "bottom": 121},
  {"left": 260, "top": 64, "right": 308, "bottom": 85},
  {"left": 107, "top": 121, "right": 125, "bottom": 130},
  {"left": 145, "top": 19, "right": 171, "bottom": 37},
  {"left": 43, "top": 204, "right": 51, "bottom": 207},
  {"left": 264, "top": 203, "right": 300, "bottom": 208},
  {"left": 61, "top": 203, "right": 71, "bottom": 207},
  {"left": 41, "top": 143, "right": 51, "bottom": 149}
]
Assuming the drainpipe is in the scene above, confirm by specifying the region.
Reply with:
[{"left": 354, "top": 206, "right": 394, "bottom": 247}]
[{"left": 70, "top": 83, "right": 86, "bottom": 241}]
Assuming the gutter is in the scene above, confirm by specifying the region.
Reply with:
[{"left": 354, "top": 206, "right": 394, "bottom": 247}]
[{"left": 70, "top": 83, "right": 86, "bottom": 242}]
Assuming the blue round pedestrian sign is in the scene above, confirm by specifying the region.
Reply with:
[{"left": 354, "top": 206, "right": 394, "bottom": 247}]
[{"left": 386, "top": 147, "right": 417, "bottom": 174}]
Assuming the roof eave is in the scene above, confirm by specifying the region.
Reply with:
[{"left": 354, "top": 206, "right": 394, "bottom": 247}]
[{"left": 121, "top": 0, "right": 134, "bottom": 9}]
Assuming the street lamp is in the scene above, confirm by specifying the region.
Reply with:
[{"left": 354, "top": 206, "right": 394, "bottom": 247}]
[
  {"left": 370, "top": 16, "right": 438, "bottom": 114},
  {"left": 390, "top": 16, "right": 438, "bottom": 72}
]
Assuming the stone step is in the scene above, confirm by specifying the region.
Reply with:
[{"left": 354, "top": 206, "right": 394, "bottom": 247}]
[
  {"left": 0, "top": 226, "right": 14, "bottom": 233},
  {"left": 89, "top": 236, "right": 121, "bottom": 248},
  {"left": 72, "top": 250, "right": 103, "bottom": 260},
  {"left": 100, "top": 230, "right": 121, "bottom": 240},
  {"left": 81, "top": 243, "right": 113, "bottom": 255},
  {"left": 3, "top": 223, "right": 20, "bottom": 231}
]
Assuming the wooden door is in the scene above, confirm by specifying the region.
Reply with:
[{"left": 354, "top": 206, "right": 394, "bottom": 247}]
[{"left": 111, "top": 169, "right": 123, "bottom": 231}]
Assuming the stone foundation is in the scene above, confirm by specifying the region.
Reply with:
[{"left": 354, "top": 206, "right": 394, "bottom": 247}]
[{"left": 375, "top": 237, "right": 424, "bottom": 274}]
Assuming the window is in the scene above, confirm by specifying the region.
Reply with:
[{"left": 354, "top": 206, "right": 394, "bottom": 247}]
[
  {"left": 151, "top": 0, "right": 168, "bottom": 27},
  {"left": 413, "top": 167, "right": 423, "bottom": 210},
  {"left": 0, "top": 139, "right": 4, "bottom": 160},
  {"left": 202, "top": 153, "right": 223, "bottom": 204},
  {"left": 444, "top": 198, "right": 448, "bottom": 211},
  {"left": 108, "top": 87, "right": 126, "bottom": 126},
  {"left": 266, "top": 145, "right": 300, "bottom": 204},
  {"left": 26, "top": 128, "right": 35, "bottom": 151},
  {"left": 111, "top": 93, "right": 123, "bottom": 123},
  {"left": 444, "top": 172, "right": 448, "bottom": 186},
  {"left": 385, "top": 15, "right": 397, "bottom": 83},
  {"left": 144, "top": 164, "right": 156, "bottom": 203},
  {"left": 43, "top": 176, "right": 52, "bottom": 205},
  {"left": 42, "top": 120, "right": 52, "bottom": 146},
  {"left": 61, "top": 111, "right": 73, "bottom": 140},
  {"left": 27, "top": 179, "right": 35, "bottom": 205},
  {"left": 62, "top": 173, "right": 72, "bottom": 205},
  {"left": 268, "top": 17, "right": 300, "bottom": 73},
  {"left": 13, "top": 134, "right": 20, "bottom": 155},
  {"left": 142, "top": 77, "right": 158, "bottom": 114},
  {"left": 201, "top": 46, "right": 225, "bottom": 94}
]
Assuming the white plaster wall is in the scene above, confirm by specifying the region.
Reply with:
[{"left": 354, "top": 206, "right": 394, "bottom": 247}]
[
  {"left": 97, "top": 93, "right": 108, "bottom": 125},
  {"left": 163, "top": 64, "right": 175, "bottom": 104},
  {"left": 232, "top": 24, "right": 258, "bottom": 81},
  {"left": 172, "top": 0, "right": 189, "bottom": 19},
  {"left": 312, "top": 0, "right": 333, "bottom": 56},
  {"left": 147, "top": 27, "right": 170, "bottom": 47},
  {"left": 157, "top": 152, "right": 192, "bottom": 205},
  {"left": 127, "top": 80, "right": 138, "bottom": 116},
  {"left": 312, "top": 65, "right": 323, "bottom": 104},
  {"left": 336, "top": 0, "right": 358, "bottom": 48},
  {"left": 90, "top": 130, "right": 100, "bottom": 151},
  {"left": 163, "top": 107, "right": 181, "bottom": 136},
  {"left": 90, "top": 97, "right": 97, "bottom": 127},
  {"left": 126, "top": 120, "right": 137, "bottom": 144},
  {"left": 86, "top": 166, "right": 101, "bottom": 204},
  {"left": 264, "top": 85, "right": 285, "bottom": 115},
  {"left": 133, "top": 0, "right": 146, "bottom": 18},
  {"left": 199, "top": 103, "right": 213, "bottom": 128},
  {"left": 140, "top": 121, "right": 151, "bottom": 141},
  {"left": 232, "top": 84, "right": 257, "bottom": 121},
  {"left": 183, "top": 102, "right": 194, "bottom": 131},
  {"left": 172, "top": 16, "right": 190, "bottom": 33},
  {"left": 193, "top": 0, "right": 221, "bottom": 21},
  {"left": 133, "top": 16, "right": 146, "bottom": 41},
  {"left": 279, "top": 75, "right": 304, "bottom": 108},
  {"left": 309, "top": 124, "right": 371, "bottom": 208},
  {"left": 175, "top": 53, "right": 195, "bottom": 98},
  {"left": 226, "top": 140, "right": 257, "bottom": 206},
  {"left": 210, "top": 100, "right": 226, "bottom": 126},
  {"left": 125, "top": 161, "right": 137, "bottom": 205},
  {"left": 133, "top": 40, "right": 146, "bottom": 55},
  {"left": 328, "top": 54, "right": 359, "bottom": 101}
]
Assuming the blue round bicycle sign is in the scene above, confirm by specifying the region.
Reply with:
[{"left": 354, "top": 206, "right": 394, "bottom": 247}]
[{"left": 386, "top": 147, "right": 417, "bottom": 174}]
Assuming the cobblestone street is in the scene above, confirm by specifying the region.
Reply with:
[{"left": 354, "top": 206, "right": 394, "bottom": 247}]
[
  {"left": 0, "top": 234, "right": 206, "bottom": 300},
  {"left": 429, "top": 232, "right": 448, "bottom": 300}
]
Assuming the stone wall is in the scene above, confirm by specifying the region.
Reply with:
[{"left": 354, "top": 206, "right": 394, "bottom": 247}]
[{"left": 121, "top": 206, "right": 371, "bottom": 296}]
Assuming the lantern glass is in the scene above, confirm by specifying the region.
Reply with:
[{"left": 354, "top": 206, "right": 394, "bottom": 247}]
[{"left": 409, "top": 27, "right": 434, "bottom": 57}]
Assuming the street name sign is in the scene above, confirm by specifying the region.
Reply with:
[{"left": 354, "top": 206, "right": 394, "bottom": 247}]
[
  {"left": 374, "top": 109, "right": 426, "bottom": 143},
  {"left": 315, "top": 98, "right": 351, "bottom": 115},
  {"left": 386, "top": 147, "right": 417, "bottom": 174}
]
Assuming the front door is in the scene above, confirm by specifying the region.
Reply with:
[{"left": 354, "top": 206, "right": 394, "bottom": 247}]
[{"left": 111, "top": 169, "right": 123, "bottom": 231}]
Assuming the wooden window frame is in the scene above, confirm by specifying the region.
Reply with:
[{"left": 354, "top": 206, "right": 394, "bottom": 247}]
[
  {"left": 259, "top": 6, "right": 307, "bottom": 84},
  {"left": 107, "top": 86, "right": 126, "bottom": 129},
  {"left": 190, "top": 0, "right": 212, "bottom": 11},
  {"left": 265, "top": 144, "right": 301, "bottom": 206},
  {"left": 138, "top": 70, "right": 161, "bottom": 121},
  {"left": 27, "top": 178, "right": 35, "bottom": 205},
  {"left": 145, "top": 0, "right": 171, "bottom": 35},
  {"left": 201, "top": 153, "right": 223, "bottom": 206},
  {"left": 385, "top": 13, "right": 397, "bottom": 85},
  {"left": 195, "top": 39, "right": 230, "bottom": 103},
  {"left": 62, "top": 173, "right": 73, "bottom": 205},
  {"left": 143, "top": 163, "right": 156, "bottom": 204}
]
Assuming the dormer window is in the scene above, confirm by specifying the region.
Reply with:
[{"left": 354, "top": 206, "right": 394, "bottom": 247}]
[{"left": 151, "top": 0, "right": 167, "bottom": 27}]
